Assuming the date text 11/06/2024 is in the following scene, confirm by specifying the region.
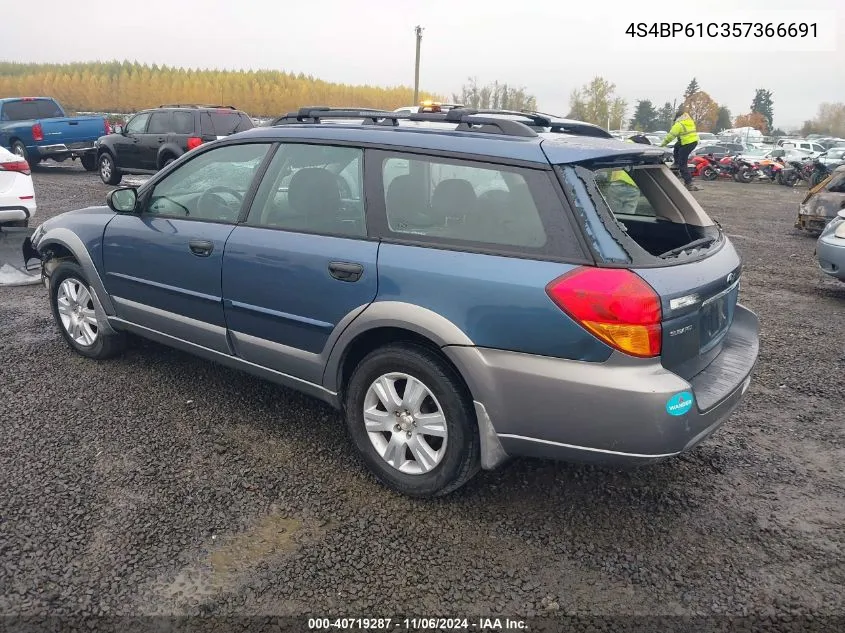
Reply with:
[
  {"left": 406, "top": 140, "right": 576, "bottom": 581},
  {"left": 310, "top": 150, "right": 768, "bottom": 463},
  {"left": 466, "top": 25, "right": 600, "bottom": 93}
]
[
  {"left": 626, "top": 22, "right": 817, "bottom": 38},
  {"left": 308, "top": 617, "right": 527, "bottom": 630}
]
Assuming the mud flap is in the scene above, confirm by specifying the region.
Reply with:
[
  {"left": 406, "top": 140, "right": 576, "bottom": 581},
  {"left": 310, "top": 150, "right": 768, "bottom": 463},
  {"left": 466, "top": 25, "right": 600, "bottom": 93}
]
[{"left": 0, "top": 226, "right": 41, "bottom": 286}]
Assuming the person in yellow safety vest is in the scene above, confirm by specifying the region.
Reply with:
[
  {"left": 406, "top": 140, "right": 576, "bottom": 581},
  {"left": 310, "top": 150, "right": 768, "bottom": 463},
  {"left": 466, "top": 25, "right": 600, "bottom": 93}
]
[
  {"left": 605, "top": 137, "right": 642, "bottom": 215},
  {"left": 661, "top": 109, "right": 700, "bottom": 191}
]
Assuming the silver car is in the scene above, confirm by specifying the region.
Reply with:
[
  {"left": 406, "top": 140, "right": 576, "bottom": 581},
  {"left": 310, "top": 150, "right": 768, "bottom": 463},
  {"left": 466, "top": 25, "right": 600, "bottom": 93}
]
[{"left": 817, "top": 209, "right": 845, "bottom": 282}]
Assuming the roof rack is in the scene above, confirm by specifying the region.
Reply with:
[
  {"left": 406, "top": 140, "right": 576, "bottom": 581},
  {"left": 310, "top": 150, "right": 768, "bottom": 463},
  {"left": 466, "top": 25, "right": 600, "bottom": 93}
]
[
  {"left": 271, "top": 106, "right": 539, "bottom": 138},
  {"left": 157, "top": 104, "right": 237, "bottom": 110}
]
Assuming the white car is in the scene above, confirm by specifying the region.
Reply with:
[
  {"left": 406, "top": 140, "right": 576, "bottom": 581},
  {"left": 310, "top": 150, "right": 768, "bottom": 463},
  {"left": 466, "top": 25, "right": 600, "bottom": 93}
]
[{"left": 0, "top": 145, "right": 36, "bottom": 227}]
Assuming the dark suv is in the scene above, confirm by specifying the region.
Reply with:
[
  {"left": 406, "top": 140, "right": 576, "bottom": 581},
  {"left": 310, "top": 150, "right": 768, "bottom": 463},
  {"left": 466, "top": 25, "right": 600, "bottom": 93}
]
[{"left": 95, "top": 105, "right": 253, "bottom": 185}]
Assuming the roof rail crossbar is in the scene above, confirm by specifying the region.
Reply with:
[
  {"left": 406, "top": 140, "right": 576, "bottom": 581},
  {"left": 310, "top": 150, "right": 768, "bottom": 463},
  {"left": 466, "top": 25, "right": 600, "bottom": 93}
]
[
  {"left": 465, "top": 109, "right": 553, "bottom": 128},
  {"left": 269, "top": 106, "right": 539, "bottom": 138},
  {"left": 157, "top": 104, "right": 237, "bottom": 110},
  {"left": 456, "top": 116, "right": 538, "bottom": 138}
]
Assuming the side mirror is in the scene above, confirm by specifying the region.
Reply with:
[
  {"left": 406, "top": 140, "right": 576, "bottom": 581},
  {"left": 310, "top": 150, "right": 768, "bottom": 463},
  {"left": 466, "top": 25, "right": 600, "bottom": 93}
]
[{"left": 107, "top": 187, "right": 138, "bottom": 213}]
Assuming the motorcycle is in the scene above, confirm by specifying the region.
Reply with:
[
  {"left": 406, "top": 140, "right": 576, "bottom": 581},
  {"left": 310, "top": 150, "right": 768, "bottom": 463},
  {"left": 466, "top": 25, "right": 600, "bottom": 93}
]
[
  {"left": 752, "top": 158, "right": 785, "bottom": 183},
  {"left": 712, "top": 155, "right": 753, "bottom": 183},
  {"left": 688, "top": 154, "right": 719, "bottom": 180},
  {"left": 778, "top": 159, "right": 812, "bottom": 187},
  {"left": 808, "top": 158, "right": 833, "bottom": 188}
]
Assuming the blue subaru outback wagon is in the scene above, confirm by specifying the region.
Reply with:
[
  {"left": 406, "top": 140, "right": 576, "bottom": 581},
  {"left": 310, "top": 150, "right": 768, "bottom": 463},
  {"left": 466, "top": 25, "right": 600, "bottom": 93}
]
[{"left": 25, "top": 107, "right": 760, "bottom": 497}]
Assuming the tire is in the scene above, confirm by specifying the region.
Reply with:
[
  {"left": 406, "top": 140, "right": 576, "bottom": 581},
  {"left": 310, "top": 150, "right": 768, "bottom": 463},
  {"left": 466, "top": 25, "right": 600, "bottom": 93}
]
[
  {"left": 49, "top": 261, "right": 125, "bottom": 360},
  {"left": 98, "top": 152, "right": 122, "bottom": 185},
  {"left": 80, "top": 153, "right": 97, "bottom": 172},
  {"left": 161, "top": 156, "right": 176, "bottom": 169},
  {"left": 702, "top": 167, "right": 717, "bottom": 181},
  {"left": 736, "top": 168, "right": 752, "bottom": 184},
  {"left": 343, "top": 343, "right": 480, "bottom": 498},
  {"left": 11, "top": 140, "right": 39, "bottom": 169},
  {"left": 809, "top": 172, "right": 824, "bottom": 188}
]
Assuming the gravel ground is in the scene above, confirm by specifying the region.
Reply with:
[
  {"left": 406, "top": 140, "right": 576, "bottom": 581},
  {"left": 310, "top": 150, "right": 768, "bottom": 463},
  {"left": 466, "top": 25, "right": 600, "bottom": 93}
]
[{"left": 1, "top": 162, "right": 844, "bottom": 627}]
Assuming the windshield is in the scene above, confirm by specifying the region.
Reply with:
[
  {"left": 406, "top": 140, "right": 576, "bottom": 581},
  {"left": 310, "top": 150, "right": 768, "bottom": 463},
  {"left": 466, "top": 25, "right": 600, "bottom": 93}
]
[{"left": 557, "top": 163, "right": 721, "bottom": 265}]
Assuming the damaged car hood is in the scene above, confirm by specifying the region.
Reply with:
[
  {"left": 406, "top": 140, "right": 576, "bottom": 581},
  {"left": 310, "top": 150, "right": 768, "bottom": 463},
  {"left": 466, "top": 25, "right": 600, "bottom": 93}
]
[{"left": 799, "top": 165, "right": 845, "bottom": 221}]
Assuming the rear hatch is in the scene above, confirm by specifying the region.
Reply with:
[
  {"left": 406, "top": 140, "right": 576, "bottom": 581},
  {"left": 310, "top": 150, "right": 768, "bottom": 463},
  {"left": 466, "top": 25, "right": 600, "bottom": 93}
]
[{"left": 549, "top": 145, "right": 743, "bottom": 382}]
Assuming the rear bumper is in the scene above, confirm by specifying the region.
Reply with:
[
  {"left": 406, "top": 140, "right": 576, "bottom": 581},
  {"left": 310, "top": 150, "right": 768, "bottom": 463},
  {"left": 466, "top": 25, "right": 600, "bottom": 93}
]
[
  {"left": 32, "top": 141, "right": 97, "bottom": 159},
  {"left": 446, "top": 305, "right": 760, "bottom": 468},
  {"left": 816, "top": 234, "right": 845, "bottom": 281},
  {"left": 0, "top": 202, "right": 36, "bottom": 224}
]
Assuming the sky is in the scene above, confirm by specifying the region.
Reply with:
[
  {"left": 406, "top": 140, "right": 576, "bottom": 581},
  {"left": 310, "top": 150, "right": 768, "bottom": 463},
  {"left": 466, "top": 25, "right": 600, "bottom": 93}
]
[{"left": 1, "top": 0, "right": 842, "bottom": 129}]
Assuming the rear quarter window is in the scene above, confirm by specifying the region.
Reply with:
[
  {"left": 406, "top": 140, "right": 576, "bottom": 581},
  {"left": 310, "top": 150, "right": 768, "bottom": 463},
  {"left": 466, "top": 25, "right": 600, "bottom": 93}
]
[
  {"left": 373, "top": 151, "right": 586, "bottom": 261},
  {"left": 36, "top": 100, "right": 64, "bottom": 118},
  {"left": 202, "top": 111, "right": 254, "bottom": 136}
]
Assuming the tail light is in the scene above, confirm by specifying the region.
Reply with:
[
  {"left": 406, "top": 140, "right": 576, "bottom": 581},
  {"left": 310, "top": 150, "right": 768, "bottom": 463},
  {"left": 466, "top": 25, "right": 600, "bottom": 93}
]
[
  {"left": 545, "top": 267, "right": 662, "bottom": 358},
  {"left": 0, "top": 160, "right": 31, "bottom": 176},
  {"left": 32, "top": 123, "right": 44, "bottom": 142},
  {"left": 186, "top": 137, "right": 203, "bottom": 151}
]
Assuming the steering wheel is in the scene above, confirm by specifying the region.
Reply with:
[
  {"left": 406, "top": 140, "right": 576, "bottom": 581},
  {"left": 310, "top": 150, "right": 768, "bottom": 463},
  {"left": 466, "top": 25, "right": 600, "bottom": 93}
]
[{"left": 197, "top": 186, "right": 243, "bottom": 219}]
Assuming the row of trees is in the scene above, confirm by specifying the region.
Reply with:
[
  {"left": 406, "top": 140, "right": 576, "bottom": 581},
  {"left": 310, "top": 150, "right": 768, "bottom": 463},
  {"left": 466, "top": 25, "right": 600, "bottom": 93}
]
[
  {"left": 567, "top": 76, "right": 782, "bottom": 136},
  {"left": 0, "top": 61, "right": 444, "bottom": 116}
]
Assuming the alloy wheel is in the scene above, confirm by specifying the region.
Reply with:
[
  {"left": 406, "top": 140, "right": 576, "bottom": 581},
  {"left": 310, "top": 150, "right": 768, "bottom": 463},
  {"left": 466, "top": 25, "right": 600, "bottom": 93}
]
[{"left": 57, "top": 278, "right": 99, "bottom": 346}]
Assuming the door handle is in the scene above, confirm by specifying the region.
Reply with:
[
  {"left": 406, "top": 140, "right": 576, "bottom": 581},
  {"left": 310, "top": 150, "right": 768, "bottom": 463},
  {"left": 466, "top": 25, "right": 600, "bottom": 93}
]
[
  {"left": 189, "top": 239, "right": 214, "bottom": 257},
  {"left": 328, "top": 261, "right": 363, "bottom": 282},
  {"left": 157, "top": 137, "right": 165, "bottom": 142}
]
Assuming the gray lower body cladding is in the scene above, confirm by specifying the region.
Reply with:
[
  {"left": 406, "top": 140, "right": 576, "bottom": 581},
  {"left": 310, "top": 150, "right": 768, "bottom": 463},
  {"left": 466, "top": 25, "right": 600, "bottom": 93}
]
[{"left": 446, "top": 305, "right": 760, "bottom": 466}]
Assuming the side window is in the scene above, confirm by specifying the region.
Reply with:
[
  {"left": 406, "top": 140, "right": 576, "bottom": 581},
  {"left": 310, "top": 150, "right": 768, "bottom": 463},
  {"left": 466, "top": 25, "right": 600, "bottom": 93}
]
[
  {"left": 125, "top": 113, "right": 151, "bottom": 134},
  {"left": 36, "top": 100, "right": 64, "bottom": 118},
  {"left": 247, "top": 143, "right": 365, "bottom": 237},
  {"left": 380, "top": 155, "right": 548, "bottom": 249},
  {"left": 144, "top": 143, "right": 270, "bottom": 222},
  {"left": 173, "top": 112, "right": 194, "bottom": 135},
  {"left": 147, "top": 112, "right": 172, "bottom": 135}
]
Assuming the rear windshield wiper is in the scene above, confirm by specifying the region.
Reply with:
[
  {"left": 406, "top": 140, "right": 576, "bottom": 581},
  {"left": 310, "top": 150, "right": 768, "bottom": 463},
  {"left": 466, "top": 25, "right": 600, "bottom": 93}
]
[{"left": 659, "top": 237, "right": 717, "bottom": 259}]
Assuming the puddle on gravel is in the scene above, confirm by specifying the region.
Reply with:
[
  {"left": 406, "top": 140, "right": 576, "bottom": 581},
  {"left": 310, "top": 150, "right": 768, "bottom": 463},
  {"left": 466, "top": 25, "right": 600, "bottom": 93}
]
[
  {"left": 148, "top": 512, "right": 328, "bottom": 612},
  {"left": 209, "top": 515, "right": 306, "bottom": 575}
]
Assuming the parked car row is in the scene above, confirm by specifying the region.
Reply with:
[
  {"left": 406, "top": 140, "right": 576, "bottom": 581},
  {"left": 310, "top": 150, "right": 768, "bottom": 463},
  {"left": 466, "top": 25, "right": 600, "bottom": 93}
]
[{"left": 20, "top": 105, "right": 761, "bottom": 497}]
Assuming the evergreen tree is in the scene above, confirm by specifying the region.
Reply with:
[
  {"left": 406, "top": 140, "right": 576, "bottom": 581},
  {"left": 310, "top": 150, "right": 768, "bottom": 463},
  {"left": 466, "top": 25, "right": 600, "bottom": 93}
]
[
  {"left": 750, "top": 89, "right": 774, "bottom": 131},
  {"left": 684, "top": 78, "right": 700, "bottom": 98},
  {"left": 629, "top": 99, "right": 658, "bottom": 131}
]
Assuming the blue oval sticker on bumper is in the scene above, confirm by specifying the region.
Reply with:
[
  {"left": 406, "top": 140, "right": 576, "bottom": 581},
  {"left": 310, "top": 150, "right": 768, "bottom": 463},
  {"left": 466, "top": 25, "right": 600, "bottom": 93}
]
[{"left": 666, "top": 391, "right": 694, "bottom": 416}]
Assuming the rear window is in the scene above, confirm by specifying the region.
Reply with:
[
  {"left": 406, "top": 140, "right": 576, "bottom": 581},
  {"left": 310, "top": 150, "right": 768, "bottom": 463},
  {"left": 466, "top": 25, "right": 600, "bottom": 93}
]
[
  {"left": 558, "top": 162, "right": 721, "bottom": 266},
  {"left": 201, "top": 111, "right": 253, "bottom": 136},
  {"left": 0, "top": 99, "right": 63, "bottom": 121},
  {"left": 1, "top": 100, "right": 40, "bottom": 121}
]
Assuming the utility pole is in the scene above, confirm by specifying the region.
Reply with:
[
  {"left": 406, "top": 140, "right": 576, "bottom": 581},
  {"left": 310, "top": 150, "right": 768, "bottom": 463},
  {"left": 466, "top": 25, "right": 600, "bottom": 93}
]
[{"left": 413, "top": 25, "right": 424, "bottom": 105}]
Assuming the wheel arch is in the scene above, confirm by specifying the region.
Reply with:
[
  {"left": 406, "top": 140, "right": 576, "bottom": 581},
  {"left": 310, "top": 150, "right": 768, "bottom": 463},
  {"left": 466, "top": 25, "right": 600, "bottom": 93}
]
[
  {"left": 157, "top": 144, "right": 183, "bottom": 169},
  {"left": 323, "top": 301, "right": 474, "bottom": 397},
  {"left": 36, "top": 228, "right": 115, "bottom": 315}
]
